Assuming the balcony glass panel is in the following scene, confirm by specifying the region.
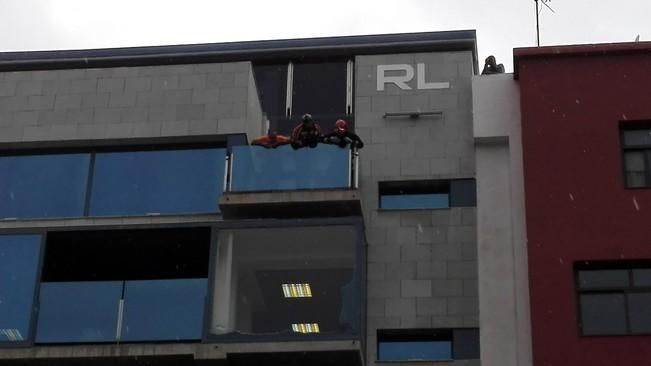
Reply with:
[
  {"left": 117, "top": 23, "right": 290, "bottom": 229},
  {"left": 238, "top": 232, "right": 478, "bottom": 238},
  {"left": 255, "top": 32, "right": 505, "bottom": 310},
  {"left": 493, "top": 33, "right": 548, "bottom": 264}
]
[
  {"left": 210, "top": 226, "right": 360, "bottom": 341},
  {"left": 378, "top": 340, "right": 452, "bottom": 362},
  {"left": 121, "top": 278, "right": 207, "bottom": 342},
  {"left": 231, "top": 145, "right": 350, "bottom": 192},
  {"left": 0, "top": 154, "right": 90, "bottom": 219},
  {"left": 36, "top": 281, "right": 122, "bottom": 343},
  {"left": 0, "top": 235, "right": 41, "bottom": 343},
  {"left": 89, "top": 148, "right": 225, "bottom": 216}
]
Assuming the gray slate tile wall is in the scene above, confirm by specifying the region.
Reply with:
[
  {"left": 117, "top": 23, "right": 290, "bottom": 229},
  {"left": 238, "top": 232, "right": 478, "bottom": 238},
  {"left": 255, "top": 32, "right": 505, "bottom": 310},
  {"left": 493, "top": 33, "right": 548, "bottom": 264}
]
[
  {"left": 355, "top": 51, "right": 478, "bottom": 366},
  {"left": 0, "top": 61, "right": 264, "bottom": 144}
]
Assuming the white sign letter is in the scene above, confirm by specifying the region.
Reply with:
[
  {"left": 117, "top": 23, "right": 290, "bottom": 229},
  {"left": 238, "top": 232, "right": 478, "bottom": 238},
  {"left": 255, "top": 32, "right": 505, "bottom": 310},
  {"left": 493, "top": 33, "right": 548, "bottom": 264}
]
[
  {"left": 377, "top": 64, "right": 414, "bottom": 91},
  {"left": 416, "top": 63, "right": 450, "bottom": 90}
]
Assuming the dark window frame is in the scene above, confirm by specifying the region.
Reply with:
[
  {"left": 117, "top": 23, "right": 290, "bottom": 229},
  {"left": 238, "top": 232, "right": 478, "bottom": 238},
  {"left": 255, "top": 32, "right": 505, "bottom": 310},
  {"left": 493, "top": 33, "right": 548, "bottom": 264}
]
[
  {"left": 619, "top": 121, "right": 651, "bottom": 189},
  {"left": 575, "top": 261, "right": 651, "bottom": 336}
]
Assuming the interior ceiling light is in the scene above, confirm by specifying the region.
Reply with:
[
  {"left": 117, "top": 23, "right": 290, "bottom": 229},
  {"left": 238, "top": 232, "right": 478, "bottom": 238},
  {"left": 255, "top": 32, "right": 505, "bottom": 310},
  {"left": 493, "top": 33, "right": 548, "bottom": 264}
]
[
  {"left": 291, "top": 323, "right": 320, "bottom": 333},
  {"left": 282, "top": 283, "right": 312, "bottom": 298}
]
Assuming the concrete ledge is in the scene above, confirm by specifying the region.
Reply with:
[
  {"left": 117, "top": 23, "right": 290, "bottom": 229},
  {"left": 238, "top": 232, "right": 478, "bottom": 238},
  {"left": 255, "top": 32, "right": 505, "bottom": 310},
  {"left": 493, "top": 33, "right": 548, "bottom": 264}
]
[
  {"left": 219, "top": 189, "right": 362, "bottom": 219},
  {"left": 0, "top": 340, "right": 362, "bottom": 366}
]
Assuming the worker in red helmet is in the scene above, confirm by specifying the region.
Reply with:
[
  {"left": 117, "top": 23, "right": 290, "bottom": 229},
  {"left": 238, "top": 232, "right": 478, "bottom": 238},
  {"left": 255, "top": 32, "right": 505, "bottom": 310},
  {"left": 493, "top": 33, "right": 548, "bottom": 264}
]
[{"left": 323, "top": 119, "right": 364, "bottom": 149}]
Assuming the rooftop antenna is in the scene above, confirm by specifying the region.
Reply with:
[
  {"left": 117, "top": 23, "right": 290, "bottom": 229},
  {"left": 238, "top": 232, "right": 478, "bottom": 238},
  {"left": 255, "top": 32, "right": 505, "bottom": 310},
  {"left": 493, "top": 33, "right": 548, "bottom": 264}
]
[{"left": 534, "top": 0, "right": 555, "bottom": 46}]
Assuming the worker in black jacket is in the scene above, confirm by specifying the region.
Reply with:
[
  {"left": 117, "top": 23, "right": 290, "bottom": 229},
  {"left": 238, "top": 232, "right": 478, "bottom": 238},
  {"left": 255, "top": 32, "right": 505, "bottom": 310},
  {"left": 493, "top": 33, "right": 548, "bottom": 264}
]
[{"left": 323, "top": 119, "right": 364, "bottom": 149}]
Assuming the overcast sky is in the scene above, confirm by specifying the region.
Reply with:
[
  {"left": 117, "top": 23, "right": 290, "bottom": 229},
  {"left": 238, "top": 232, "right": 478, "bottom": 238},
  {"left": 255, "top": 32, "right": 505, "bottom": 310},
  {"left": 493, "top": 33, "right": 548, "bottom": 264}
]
[{"left": 1, "top": 0, "right": 649, "bottom": 71}]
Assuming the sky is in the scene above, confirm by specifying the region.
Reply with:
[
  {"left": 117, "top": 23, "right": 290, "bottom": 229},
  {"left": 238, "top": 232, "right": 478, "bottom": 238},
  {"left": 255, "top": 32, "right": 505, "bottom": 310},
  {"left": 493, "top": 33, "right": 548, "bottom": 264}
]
[{"left": 0, "top": 0, "right": 650, "bottom": 72}]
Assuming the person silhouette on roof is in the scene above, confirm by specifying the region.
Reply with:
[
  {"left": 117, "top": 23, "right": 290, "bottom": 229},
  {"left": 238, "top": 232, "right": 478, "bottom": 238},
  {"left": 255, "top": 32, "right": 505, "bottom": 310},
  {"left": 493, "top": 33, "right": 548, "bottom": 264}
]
[{"left": 323, "top": 119, "right": 364, "bottom": 149}]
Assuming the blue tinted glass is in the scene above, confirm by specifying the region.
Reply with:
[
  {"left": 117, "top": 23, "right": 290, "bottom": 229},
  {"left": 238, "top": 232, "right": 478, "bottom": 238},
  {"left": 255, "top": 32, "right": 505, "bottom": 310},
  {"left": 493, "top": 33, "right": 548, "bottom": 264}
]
[
  {"left": 378, "top": 341, "right": 452, "bottom": 361},
  {"left": 89, "top": 148, "right": 225, "bottom": 216},
  {"left": 0, "top": 154, "right": 90, "bottom": 219},
  {"left": 231, "top": 144, "right": 349, "bottom": 191},
  {"left": 121, "top": 278, "right": 206, "bottom": 342},
  {"left": 36, "top": 281, "right": 122, "bottom": 343},
  {"left": 381, "top": 194, "right": 449, "bottom": 209},
  {"left": 0, "top": 235, "right": 41, "bottom": 342}
]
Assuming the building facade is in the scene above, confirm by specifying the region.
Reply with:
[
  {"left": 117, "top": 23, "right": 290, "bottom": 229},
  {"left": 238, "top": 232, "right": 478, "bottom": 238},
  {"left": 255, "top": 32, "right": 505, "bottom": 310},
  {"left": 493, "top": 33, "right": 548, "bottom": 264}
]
[
  {"left": 0, "top": 31, "right": 480, "bottom": 365},
  {"left": 514, "top": 42, "right": 651, "bottom": 366}
]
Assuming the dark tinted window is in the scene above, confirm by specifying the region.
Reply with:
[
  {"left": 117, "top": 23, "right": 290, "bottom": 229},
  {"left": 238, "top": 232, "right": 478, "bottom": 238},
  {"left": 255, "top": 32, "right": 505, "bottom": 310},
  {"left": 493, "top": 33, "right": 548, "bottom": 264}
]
[
  {"left": 0, "top": 235, "right": 41, "bottom": 343},
  {"left": 0, "top": 154, "right": 90, "bottom": 219},
  {"left": 89, "top": 148, "right": 225, "bottom": 216},
  {"left": 253, "top": 63, "right": 288, "bottom": 119},
  {"left": 579, "top": 293, "right": 627, "bottom": 335},
  {"left": 292, "top": 61, "right": 347, "bottom": 116},
  {"left": 576, "top": 262, "right": 651, "bottom": 335},
  {"left": 620, "top": 124, "right": 651, "bottom": 188}
]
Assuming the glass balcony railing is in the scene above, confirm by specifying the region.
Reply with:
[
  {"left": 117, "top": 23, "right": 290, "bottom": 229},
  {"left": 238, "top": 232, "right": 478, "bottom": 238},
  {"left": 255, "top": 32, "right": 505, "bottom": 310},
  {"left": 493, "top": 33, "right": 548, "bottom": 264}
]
[
  {"left": 35, "top": 279, "right": 206, "bottom": 344},
  {"left": 227, "top": 144, "right": 359, "bottom": 192}
]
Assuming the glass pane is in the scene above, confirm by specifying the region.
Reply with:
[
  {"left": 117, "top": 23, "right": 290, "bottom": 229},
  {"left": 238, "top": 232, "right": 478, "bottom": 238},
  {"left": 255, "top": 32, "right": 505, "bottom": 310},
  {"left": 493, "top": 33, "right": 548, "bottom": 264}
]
[
  {"left": 452, "top": 328, "right": 480, "bottom": 360},
  {"left": 231, "top": 145, "right": 350, "bottom": 191},
  {"left": 378, "top": 341, "right": 452, "bottom": 361},
  {"left": 381, "top": 194, "right": 450, "bottom": 209},
  {"left": 0, "top": 235, "right": 41, "bottom": 342},
  {"left": 624, "top": 151, "right": 646, "bottom": 187},
  {"left": 210, "top": 226, "right": 359, "bottom": 340},
  {"left": 633, "top": 269, "right": 651, "bottom": 287},
  {"left": 629, "top": 293, "right": 651, "bottom": 333},
  {"left": 0, "top": 154, "right": 90, "bottom": 219},
  {"left": 578, "top": 270, "right": 629, "bottom": 289},
  {"left": 89, "top": 148, "right": 225, "bottom": 216},
  {"left": 121, "top": 278, "right": 207, "bottom": 342},
  {"left": 292, "top": 61, "right": 347, "bottom": 116},
  {"left": 253, "top": 64, "right": 288, "bottom": 119},
  {"left": 580, "top": 293, "right": 627, "bottom": 335},
  {"left": 623, "top": 129, "right": 651, "bottom": 147},
  {"left": 36, "top": 281, "right": 122, "bottom": 343}
]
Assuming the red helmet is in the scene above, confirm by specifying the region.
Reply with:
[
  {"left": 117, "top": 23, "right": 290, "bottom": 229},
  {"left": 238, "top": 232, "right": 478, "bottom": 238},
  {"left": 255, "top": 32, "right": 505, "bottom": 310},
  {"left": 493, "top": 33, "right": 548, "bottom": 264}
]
[{"left": 335, "top": 119, "right": 348, "bottom": 133}]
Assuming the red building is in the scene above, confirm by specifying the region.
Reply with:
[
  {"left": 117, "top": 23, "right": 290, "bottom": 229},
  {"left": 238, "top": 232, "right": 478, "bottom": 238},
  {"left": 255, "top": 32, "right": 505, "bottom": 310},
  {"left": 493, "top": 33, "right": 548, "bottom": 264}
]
[{"left": 515, "top": 43, "right": 651, "bottom": 365}]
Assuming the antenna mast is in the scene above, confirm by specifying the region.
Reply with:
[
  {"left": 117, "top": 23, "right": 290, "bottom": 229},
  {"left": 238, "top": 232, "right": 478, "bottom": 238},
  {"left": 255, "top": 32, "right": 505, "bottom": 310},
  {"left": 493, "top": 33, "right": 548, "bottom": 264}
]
[{"left": 534, "top": 0, "right": 555, "bottom": 47}]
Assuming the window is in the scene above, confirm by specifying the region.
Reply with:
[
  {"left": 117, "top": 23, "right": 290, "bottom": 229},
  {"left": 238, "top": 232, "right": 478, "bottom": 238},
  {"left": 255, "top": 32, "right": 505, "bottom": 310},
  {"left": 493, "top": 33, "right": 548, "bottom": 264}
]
[
  {"left": 0, "top": 145, "right": 226, "bottom": 219},
  {"left": 621, "top": 124, "right": 651, "bottom": 187},
  {"left": 0, "top": 153, "right": 91, "bottom": 219},
  {"left": 0, "top": 235, "right": 42, "bottom": 343},
  {"left": 379, "top": 179, "right": 476, "bottom": 210},
  {"left": 377, "top": 328, "right": 479, "bottom": 362},
  {"left": 209, "top": 225, "right": 361, "bottom": 341},
  {"left": 89, "top": 148, "right": 225, "bottom": 216},
  {"left": 36, "top": 228, "right": 210, "bottom": 343},
  {"left": 576, "top": 262, "right": 651, "bottom": 335}
]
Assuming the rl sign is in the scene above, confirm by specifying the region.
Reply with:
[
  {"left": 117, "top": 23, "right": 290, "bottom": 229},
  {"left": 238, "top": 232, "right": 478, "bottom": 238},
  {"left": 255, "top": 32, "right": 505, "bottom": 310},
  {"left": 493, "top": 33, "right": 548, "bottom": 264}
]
[{"left": 377, "top": 63, "right": 450, "bottom": 91}]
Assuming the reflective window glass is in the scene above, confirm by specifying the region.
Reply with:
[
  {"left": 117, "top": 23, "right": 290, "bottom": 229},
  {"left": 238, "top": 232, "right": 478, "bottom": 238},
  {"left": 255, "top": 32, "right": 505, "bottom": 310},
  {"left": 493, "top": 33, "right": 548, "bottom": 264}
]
[
  {"left": 0, "top": 154, "right": 90, "bottom": 219},
  {"left": 379, "top": 340, "right": 451, "bottom": 361},
  {"left": 36, "top": 281, "right": 123, "bottom": 343},
  {"left": 578, "top": 270, "right": 629, "bottom": 289},
  {"left": 381, "top": 193, "right": 449, "bottom": 209},
  {"left": 580, "top": 293, "right": 627, "bottom": 335},
  {"left": 633, "top": 269, "right": 651, "bottom": 287},
  {"left": 210, "top": 226, "right": 359, "bottom": 340},
  {"left": 0, "top": 235, "right": 41, "bottom": 343},
  {"left": 121, "top": 279, "right": 207, "bottom": 342},
  {"left": 628, "top": 293, "right": 651, "bottom": 334},
  {"left": 89, "top": 148, "right": 225, "bottom": 216},
  {"left": 231, "top": 145, "right": 350, "bottom": 191}
]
